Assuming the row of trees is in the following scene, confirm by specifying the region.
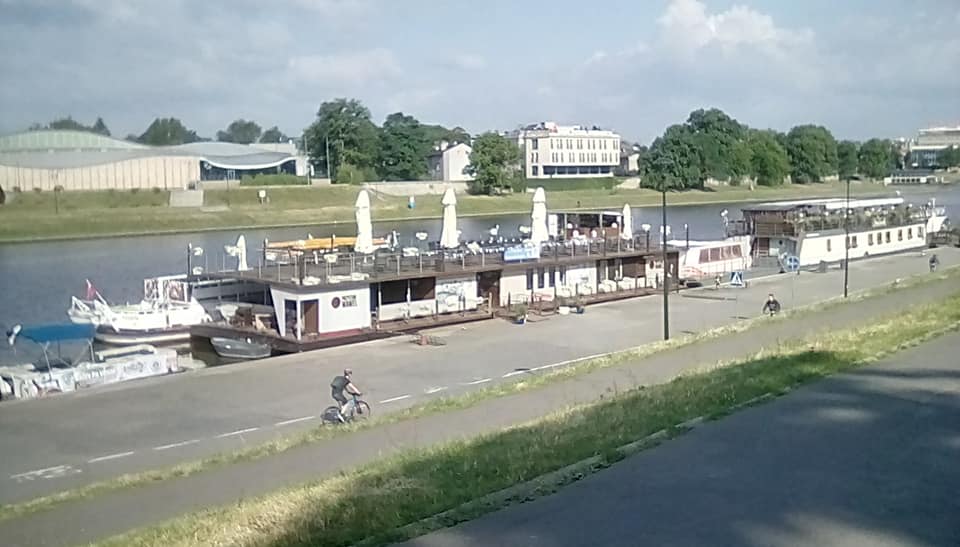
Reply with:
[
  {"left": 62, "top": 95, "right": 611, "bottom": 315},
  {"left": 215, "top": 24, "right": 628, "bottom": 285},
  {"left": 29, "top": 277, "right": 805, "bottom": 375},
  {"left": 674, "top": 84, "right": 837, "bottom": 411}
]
[
  {"left": 28, "top": 116, "right": 290, "bottom": 147},
  {"left": 641, "top": 108, "right": 907, "bottom": 190},
  {"left": 303, "top": 98, "right": 471, "bottom": 183}
]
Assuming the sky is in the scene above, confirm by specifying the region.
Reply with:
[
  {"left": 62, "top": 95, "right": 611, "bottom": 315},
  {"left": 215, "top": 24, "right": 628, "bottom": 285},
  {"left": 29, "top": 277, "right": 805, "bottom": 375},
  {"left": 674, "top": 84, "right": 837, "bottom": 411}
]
[{"left": 0, "top": 0, "right": 958, "bottom": 144}]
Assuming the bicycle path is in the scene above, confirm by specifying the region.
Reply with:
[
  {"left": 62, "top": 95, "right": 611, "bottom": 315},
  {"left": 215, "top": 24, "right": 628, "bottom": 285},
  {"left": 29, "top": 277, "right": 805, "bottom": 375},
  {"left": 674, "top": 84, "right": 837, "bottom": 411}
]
[
  {"left": 1, "top": 248, "right": 956, "bottom": 506},
  {"left": 401, "top": 331, "right": 960, "bottom": 547},
  {"left": 1, "top": 276, "right": 957, "bottom": 546}
]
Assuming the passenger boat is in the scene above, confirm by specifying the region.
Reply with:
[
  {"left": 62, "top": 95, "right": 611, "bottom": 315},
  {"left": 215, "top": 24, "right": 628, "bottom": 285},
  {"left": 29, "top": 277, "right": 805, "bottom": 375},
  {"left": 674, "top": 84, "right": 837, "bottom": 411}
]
[
  {"left": 264, "top": 234, "right": 391, "bottom": 264},
  {"left": 1, "top": 323, "right": 180, "bottom": 401},
  {"left": 668, "top": 237, "right": 753, "bottom": 280},
  {"left": 726, "top": 197, "right": 949, "bottom": 267}
]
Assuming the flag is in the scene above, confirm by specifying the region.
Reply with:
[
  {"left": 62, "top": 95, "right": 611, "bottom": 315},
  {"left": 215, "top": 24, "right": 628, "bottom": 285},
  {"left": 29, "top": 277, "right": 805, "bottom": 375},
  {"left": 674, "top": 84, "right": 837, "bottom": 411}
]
[{"left": 85, "top": 279, "right": 98, "bottom": 301}]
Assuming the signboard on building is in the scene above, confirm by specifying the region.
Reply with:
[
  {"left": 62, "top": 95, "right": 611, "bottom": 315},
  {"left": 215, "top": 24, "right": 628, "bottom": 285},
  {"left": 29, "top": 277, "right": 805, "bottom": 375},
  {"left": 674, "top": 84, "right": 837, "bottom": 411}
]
[{"left": 504, "top": 245, "right": 541, "bottom": 262}]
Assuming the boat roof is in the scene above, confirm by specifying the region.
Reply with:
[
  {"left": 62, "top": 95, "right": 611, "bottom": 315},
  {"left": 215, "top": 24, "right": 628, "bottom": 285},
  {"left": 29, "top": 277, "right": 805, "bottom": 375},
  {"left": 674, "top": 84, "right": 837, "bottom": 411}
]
[
  {"left": 743, "top": 197, "right": 905, "bottom": 212},
  {"left": 553, "top": 210, "right": 623, "bottom": 217},
  {"left": 12, "top": 323, "right": 95, "bottom": 343}
]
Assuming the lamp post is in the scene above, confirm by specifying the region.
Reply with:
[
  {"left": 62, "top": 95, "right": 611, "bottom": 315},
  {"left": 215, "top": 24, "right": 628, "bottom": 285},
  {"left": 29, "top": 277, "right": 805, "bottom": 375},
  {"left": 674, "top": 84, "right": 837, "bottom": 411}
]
[
  {"left": 643, "top": 224, "right": 651, "bottom": 251},
  {"left": 661, "top": 187, "right": 670, "bottom": 341},
  {"left": 684, "top": 223, "right": 689, "bottom": 250},
  {"left": 843, "top": 177, "right": 850, "bottom": 298}
]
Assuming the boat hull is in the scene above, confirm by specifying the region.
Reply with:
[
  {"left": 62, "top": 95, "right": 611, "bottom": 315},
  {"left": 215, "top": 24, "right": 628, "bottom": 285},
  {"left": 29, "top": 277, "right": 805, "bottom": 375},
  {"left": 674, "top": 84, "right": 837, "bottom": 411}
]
[
  {"left": 95, "top": 326, "right": 192, "bottom": 346},
  {"left": 210, "top": 337, "right": 271, "bottom": 360}
]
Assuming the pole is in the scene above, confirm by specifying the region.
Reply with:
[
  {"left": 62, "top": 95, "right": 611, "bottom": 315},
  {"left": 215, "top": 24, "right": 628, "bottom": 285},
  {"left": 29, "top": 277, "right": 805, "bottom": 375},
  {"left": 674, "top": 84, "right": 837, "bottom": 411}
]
[
  {"left": 661, "top": 187, "right": 670, "bottom": 340},
  {"left": 325, "top": 137, "right": 332, "bottom": 179},
  {"left": 843, "top": 177, "right": 850, "bottom": 298},
  {"left": 684, "top": 223, "right": 689, "bottom": 250}
]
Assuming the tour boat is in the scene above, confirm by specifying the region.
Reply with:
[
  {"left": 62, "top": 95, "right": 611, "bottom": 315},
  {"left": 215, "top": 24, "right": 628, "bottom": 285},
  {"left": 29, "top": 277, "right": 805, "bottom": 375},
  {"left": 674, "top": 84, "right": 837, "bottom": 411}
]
[{"left": 725, "top": 197, "right": 949, "bottom": 268}]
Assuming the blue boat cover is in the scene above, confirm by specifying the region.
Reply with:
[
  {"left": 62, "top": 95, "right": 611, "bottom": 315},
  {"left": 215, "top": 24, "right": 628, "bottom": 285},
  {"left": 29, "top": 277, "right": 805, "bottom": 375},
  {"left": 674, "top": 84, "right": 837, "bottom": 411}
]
[{"left": 17, "top": 323, "right": 96, "bottom": 343}]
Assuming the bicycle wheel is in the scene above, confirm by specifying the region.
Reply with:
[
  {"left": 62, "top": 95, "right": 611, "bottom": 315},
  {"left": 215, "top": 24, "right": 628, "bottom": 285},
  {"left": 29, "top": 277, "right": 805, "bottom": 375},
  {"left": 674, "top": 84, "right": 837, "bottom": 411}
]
[
  {"left": 321, "top": 405, "right": 342, "bottom": 425},
  {"left": 352, "top": 401, "right": 371, "bottom": 421}
]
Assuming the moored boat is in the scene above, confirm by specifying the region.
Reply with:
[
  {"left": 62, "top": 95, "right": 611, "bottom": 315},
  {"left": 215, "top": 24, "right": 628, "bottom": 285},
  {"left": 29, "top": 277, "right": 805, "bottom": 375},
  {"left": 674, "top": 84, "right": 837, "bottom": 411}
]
[{"left": 210, "top": 337, "right": 271, "bottom": 360}]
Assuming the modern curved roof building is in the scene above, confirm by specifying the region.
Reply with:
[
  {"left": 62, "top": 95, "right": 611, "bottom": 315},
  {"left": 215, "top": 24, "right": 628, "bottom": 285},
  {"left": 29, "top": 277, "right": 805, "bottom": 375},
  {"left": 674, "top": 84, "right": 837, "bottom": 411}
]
[{"left": 0, "top": 130, "right": 305, "bottom": 192}]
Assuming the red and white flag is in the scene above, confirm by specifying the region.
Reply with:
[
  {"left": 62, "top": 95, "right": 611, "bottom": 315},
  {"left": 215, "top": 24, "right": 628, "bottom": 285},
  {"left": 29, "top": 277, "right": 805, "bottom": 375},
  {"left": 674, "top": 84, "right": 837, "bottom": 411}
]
[{"left": 85, "top": 279, "right": 98, "bottom": 301}]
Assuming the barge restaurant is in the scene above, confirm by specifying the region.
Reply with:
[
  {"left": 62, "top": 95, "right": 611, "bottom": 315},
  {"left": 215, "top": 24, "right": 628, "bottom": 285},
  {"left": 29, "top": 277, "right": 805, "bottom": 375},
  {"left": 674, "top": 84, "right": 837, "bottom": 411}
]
[{"left": 192, "top": 226, "right": 680, "bottom": 353}]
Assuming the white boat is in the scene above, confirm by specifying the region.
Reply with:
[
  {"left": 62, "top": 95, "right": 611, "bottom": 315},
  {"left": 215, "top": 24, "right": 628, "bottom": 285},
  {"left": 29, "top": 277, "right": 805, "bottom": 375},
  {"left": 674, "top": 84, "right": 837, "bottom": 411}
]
[
  {"left": 668, "top": 236, "right": 753, "bottom": 280},
  {"left": 87, "top": 275, "right": 211, "bottom": 345},
  {"left": 726, "top": 196, "right": 949, "bottom": 268},
  {"left": 1, "top": 324, "right": 180, "bottom": 401}
]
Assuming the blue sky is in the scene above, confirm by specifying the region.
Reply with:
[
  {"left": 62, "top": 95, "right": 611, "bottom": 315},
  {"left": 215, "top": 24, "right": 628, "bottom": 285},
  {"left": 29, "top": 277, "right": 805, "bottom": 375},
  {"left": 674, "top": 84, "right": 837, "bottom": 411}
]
[{"left": 0, "top": 0, "right": 957, "bottom": 143}]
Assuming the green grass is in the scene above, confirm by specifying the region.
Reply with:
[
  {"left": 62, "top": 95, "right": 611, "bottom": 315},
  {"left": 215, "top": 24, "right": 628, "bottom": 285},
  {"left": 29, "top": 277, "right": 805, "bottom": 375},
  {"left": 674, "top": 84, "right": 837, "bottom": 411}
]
[
  {"left": 0, "top": 180, "right": 891, "bottom": 242},
  {"left": 2, "top": 265, "right": 956, "bottom": 524},
  {"left": 237, "top": 174, "right": 309, "bottom": 186},
  {"left": 94, "top": 293, "right": 960, "bottom": 547}
]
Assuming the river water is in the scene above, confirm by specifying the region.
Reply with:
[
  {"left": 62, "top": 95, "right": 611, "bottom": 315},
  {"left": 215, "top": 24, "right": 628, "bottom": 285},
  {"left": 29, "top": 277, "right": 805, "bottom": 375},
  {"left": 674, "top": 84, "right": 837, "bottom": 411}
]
[{"left": 1, "top": 185, "right": 958, "bottom": 363}]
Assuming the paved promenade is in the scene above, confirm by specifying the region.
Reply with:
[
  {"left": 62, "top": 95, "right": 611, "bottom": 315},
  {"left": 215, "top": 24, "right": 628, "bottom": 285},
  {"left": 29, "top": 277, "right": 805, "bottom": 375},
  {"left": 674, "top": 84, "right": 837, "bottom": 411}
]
[
  {"left": 402, "top": 332, "right": 960, "bottom": 547},
  {"left": 0, "top": 248, "right": 956, "bottom": 507},
  {"left": 1, "top": 272, "right": 957, "bottom": 546}
]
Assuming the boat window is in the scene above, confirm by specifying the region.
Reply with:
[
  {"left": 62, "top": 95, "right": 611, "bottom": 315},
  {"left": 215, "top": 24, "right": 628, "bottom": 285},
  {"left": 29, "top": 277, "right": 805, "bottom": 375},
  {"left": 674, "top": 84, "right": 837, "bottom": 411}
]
[
  {"left": 852, "top": 235, "right": 858, "bottom": 248},
  {"left": 885, "top": 232, "right": 891, "bottom": 244},
  {"left": 699, "top": 249, "right": 709, "bottom": 263},
  {"left": 868, "top": 234, "right": 874, "bottom": 246},
  {"left": 537, "top": 267, "right": 546, "bottom": 289},
  {"left": 559, "top": 266, "right": 567, "bottom": 283},
  {"left": 549, "top": 267, "right": 556, "bottom": 287},
  {"left": 908, "top": 228, "right": 913, "bottom": 239},
  {"left": 827, "top": 239, "right": 832, "bottom": 252},
  {"left": 918, "top": 226, "right": 924, "bottom": 238},
  {"left": 709, "top": 248, "right": 721, "bottom": 262},
  {"left": 732, "top": 246, "right": 743, "bottom": 258},
  {"left": 898, "top": 229, "right": 903, "bottom": 241},
  {"left": 526, "top": 269, "right": 533, "bottom": 291}
]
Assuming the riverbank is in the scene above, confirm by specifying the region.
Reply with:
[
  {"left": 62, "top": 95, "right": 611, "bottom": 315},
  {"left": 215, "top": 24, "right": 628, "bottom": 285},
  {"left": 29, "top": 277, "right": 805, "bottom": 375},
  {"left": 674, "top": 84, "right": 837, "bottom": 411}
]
[
  {"left": 0, "top": 181, "right": 891, "bottom": 243},
  {"left": 92, "top": 292, "right": 960, "bottom": 546}
]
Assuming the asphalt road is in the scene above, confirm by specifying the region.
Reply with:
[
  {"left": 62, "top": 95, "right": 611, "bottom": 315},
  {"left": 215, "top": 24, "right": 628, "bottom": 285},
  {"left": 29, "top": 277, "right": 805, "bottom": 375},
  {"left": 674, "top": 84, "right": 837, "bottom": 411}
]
[
  {"left": 401, "top": 331, "right": 960, "bottom": 547},
  {"left": 0, "top": 248, "right": 956, "bottom": 505}
]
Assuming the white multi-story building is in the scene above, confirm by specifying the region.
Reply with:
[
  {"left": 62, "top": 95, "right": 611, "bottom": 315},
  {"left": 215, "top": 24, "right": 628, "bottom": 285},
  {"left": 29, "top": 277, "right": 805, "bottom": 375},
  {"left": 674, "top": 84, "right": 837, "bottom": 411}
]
[
  {"left": 908, "top": 125, "right": 960, "bottom": 167},
  {"left": 508, "top": 122, "right": 621, "bottom": 179}
]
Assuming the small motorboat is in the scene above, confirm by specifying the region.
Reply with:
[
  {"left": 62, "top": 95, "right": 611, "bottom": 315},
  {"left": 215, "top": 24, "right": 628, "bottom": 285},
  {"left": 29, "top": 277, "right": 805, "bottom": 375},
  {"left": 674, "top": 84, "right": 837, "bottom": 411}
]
[{"left": 211, "top": 337, "right": 271, "bottom": 360}]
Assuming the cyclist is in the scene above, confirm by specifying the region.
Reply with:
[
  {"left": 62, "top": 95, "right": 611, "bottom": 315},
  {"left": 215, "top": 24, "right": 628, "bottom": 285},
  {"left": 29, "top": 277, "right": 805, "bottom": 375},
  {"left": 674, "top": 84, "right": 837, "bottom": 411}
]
[
  {"left": 929, "top": 254, "right": 939, "bottom": 273},
  {"left": 330, "top": 368, "right": 362, "bottom": 423},
  {"left": 762, "top": 293, "right": 782, "bottom": 316}
]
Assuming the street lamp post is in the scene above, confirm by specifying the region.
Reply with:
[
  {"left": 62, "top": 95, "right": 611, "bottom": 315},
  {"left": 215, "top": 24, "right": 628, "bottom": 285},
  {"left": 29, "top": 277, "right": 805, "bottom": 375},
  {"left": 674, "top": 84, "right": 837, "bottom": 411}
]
[
  {"left": 843, "top": 177, "right": 850, "bottom": 298},
  {"left": 661, "top": 187, "right": 670, "bottom": 341},
  {"left": 684, "top": 223, "right": 689, "bottom": 250}
]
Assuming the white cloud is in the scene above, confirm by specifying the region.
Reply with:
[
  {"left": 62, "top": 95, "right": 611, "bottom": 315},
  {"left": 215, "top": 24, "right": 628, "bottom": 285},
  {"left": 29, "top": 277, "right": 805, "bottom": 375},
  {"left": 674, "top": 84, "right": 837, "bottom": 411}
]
[
  {"left": 287, "top": 49, "right": 401, "bottom": 86},
  {"left": 450, "top": 53, "right": 487, "bottom": 71}
]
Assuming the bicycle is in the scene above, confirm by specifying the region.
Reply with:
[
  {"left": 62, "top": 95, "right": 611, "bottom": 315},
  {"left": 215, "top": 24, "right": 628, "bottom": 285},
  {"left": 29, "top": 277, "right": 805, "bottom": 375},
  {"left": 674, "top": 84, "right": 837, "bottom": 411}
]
[{"left": 322, "top": 394, "right": 371, "bottom": 425}]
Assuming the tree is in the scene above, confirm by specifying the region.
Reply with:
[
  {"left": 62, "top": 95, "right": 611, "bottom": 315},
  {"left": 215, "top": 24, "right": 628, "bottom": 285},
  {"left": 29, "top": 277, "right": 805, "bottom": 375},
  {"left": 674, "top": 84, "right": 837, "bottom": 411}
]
[
  {"left": 837, "top": 140, "right": 859, "bottom": 180},
  {"left": 377, "top": 112, "right": 430, "bottom": 181},
  {"left": 46, "top": 116, "right": 88, "bottom": 131},
  {"left": 937, "top": 146, "right": 960, "bottom": 168},
  {"left": 746, "top": 130, "right": 790, "bottom": 186},
  {"left": 259, "top": 126, "right": 289, "bottom": 144},
  {"left": 685, "top": 108, "right": 746, "bottom": 181},
  {"left": 785, "top": 125, "right": 839, "bottom": 183},
  {"left": 423, "top": 124, "right": 471, "bottom": 147},
  {"left": 216, "top": 119, "right": 262, "bottom": 144},
  {"left": 465, "top": 132, "right": 521, "bottom": 195},
  {"left": 857, "top": 138, "right": 896, "bottom": 179},
  {"left": 91, "top": 117, "right": 111, "bottom": 136},
  {"left": 304, "top": 98, "right": 380, "bottom": 180},
  {"left": 640, "top": 124, "right": 703, "bottom": 191},
  {"left": 137, "top": 117, "right": 202, "bottom": 146}
]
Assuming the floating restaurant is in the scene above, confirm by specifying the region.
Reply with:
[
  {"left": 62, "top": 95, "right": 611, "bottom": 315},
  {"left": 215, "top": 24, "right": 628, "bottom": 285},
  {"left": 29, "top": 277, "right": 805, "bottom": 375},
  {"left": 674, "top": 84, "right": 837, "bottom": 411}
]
[{"left": 190, "top": 188, "right": 680, "bottom": 354}]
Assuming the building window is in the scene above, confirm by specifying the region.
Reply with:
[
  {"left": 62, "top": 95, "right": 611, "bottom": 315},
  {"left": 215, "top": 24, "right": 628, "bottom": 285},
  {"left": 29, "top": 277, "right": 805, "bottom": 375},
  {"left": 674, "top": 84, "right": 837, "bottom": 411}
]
[
  {"left": 568, "top": 153, "right": 574, "bottom": 162},
  {"left": 549, "top": 267, "right": 556, "bottom": 287},
  {"left": 898, "top": 229, "right": 903, "bottom": 241},
  {"left": 577, "top": 139, "right": 583, "bottom": 149},
  {"left": 567, "top": 139, "right": 573, "bottom": 149},
  {"left": 532, "top": 166, "right": 539, "bottom": 176},
  {"left": 532, "top": 139, "right": 539, "bottom": 150},
  {"left": 827, "top": 239, "right": 832, "bottom": 252},
  {"left": 526, "top": 269, "right": 534, "bottom": 291},
  {"left": 885, "top": 231, "right": 891, "bottom": 243}
]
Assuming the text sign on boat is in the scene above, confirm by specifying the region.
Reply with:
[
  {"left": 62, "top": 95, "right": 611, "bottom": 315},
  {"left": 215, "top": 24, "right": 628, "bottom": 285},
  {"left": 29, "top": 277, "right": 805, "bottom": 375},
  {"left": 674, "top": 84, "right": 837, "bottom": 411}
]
[{"left": 503, "top": 245, "right": 541, "bottom": 262}]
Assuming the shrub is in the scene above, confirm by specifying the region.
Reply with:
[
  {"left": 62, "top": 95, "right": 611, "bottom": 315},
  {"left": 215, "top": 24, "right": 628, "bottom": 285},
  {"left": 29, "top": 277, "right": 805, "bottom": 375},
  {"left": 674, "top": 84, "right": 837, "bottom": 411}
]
[
  {"left": 13, "top": 186, "right": 22, "bottom": 193},
  {"left": 54, "top": 185, "right": 65, "bottom": 192},
  {"left": 33, "top": 187, "right": 42, "bottom": 193},
  {"left": 130, "top": 187, "right": 140, "bottom": 194},
  {"left": 152, "top": 187, "right": 163, "bottom": 194},
  {"left": 334, "top": 163, "right": 366, "bottom": 185},
  {"left": 238, "top": 174, "right": 309, "bottom": 187}
]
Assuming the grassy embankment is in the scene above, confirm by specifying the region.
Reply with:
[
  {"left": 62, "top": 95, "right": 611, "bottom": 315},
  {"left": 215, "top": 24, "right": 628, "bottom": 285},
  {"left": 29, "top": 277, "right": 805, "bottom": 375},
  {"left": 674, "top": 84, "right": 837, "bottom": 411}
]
[
  {"left": 93, "top": 290, "right": 960, "bottom": 547},
  {"left": 0, "top": 180, "right": 889, "bottom": 242},
  {"left": 1, "top": 265, "right": 956, "bottom": 525}
]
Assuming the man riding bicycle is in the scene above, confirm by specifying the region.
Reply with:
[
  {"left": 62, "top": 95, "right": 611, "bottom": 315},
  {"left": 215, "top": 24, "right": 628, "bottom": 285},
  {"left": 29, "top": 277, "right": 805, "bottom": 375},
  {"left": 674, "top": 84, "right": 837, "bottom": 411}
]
[
  {"left": 762, "top": 293, "right": 782, "bottom": 316},
  {"left": 929, "top": 254, "right": 940, "bottom": 272},
  {"left": 330, "top": 368, "right": 362, "bottom": 423}
]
